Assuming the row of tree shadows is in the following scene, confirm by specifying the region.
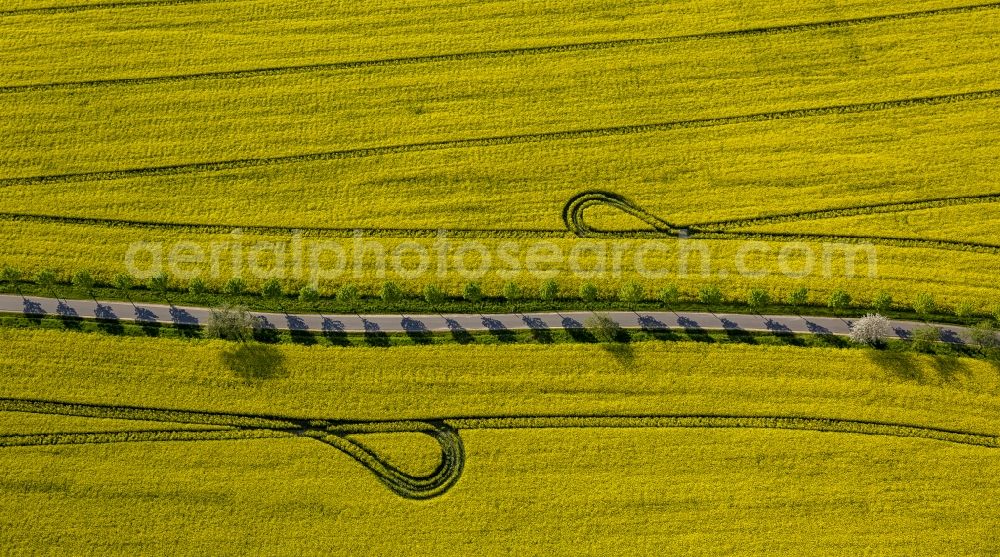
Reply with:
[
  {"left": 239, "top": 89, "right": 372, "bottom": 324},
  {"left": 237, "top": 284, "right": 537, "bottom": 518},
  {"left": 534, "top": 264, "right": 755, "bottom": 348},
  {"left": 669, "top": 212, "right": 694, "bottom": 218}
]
[
  {"left": 17, "top": 297, "right": 982, "bottom": 384},
  {"left": 21, "top": 298, "right": 201, "bottom": 339},
  {"left": 18, "top": 296, "right": 856, "bottom": 349},
  {"left": 232, "top": 314, "right": 986, "bottom": 385},
  {"left": 18, "top": 296, "right": 964, "bottom": 351}
]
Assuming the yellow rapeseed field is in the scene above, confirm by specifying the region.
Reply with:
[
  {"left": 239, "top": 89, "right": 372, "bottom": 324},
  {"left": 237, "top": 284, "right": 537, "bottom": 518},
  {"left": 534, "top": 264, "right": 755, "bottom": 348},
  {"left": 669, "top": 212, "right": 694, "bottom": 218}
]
[
  {"left": 0, "top": 0, "right": 999, "bottom": 308},
  {"left": 2, "top": 1, "right": 1000, "bottom": 553},
  {"left": 1, "top": 329, "right": 999, "bottom": 554}
]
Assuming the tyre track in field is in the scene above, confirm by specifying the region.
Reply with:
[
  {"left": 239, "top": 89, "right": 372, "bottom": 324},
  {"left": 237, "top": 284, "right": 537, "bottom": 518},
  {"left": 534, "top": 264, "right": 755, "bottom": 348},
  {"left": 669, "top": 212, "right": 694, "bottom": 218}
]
[
  {"left": 693, "top": 231, "right": 1000, "bottom": 254},
  {"left": 3, "top": 187, "right": 1000, "bottom": 253},
  {"left": 1, "top": 88, "right": 999, "bottom": 188},
  {"left": 562, "top": 191, "right": 1000, "bottom": 254},
  {"left": 0, "top": 397, "right": 464, "bottom": 500},
  {"left": 0, "top": 429, "right": 292, "bottom": 446},
  {"left": 685, "top": 192, "right": 1000, "bottom": 230},
  {"left": 0, "top": 212, "right": 569, "bottom": 238},
  {"left": 1, "top": 398, "right": 997, "bottom": 499},
  {"left": 0, "top": 0, "right": 234, "bottom": 17},
  {"left": 3, "top": 1, "right": 999, "bottom": 92}
]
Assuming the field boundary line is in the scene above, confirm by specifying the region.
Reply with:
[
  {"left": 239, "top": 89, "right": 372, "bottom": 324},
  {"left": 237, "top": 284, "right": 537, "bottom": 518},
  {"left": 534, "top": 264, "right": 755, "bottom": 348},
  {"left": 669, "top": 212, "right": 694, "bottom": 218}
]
[
  {"left": 0, "top": 397, "right": 462, "bottom": 499},
  {"left": 563, "top": 190, "right": 1000, "bottom": 254},
  {"left": 2, "top": 88, "right": 998, "bottom": 188},
  {"left": 3, "top": 1, "right": 1000, "bottom": 91},
  {"left": 0, "top": 212, "right": 569, "bottom": 238},
  {"left": 0, "top": 0, "right": 234, "bottom": 17},
  {"left": 0, "top": 429, "right": 291, "bottom": 446},
  {"left": 685, "top": 193, "right": 1000, "bottom": 229},
  {"left": 3, "top": 185, "right": 1000, "bottom": 253},
  {"left": 2, "top": 398, "right": 996, "bottom": 499},
  {"left": 0, "top": 213, "right": 997, "bottom": 253}
]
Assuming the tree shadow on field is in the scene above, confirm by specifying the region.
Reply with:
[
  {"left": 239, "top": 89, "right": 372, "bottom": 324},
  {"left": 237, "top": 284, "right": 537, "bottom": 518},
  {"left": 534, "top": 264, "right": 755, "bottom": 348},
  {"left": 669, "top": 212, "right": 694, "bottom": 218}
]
[
  {"left": 984, "top": 350, "right": 1000, "bottom": 372},
  {"left": 96, "top": 319, "right": 125, "bottom": 336},
  {"left": 362, "top": 319, "right": 390, "bottom": 348},
  {"left": 720, "top": 318, "right": 755, "bottom": 345},
  {"left": 170, "top": 306, "right": 202, "bottom": 339},
  {"left": 402, "top": 317, "right": 433, "bottom": 345},
  {"left": 602, "top": 332, "right": 635, "bottom": 366},
  {"left": 445, "top": 319, "right": 474, "bottom": 345},
  {"left": 867, "top": 350, "right": 925, "bottom": 383},
  {"left": 252, "top": 316, "right": 280, "bottom": 344},
  {"left": 169, "top": 306, "right": 199, "bottom": 326},
  {"left": 807, "top": 321, "right": 849, "bottom": 348},
  {"left": 561, "top": 317, "right": 597, "bottom": 344},
  {"left": 676, "top": 316, "right": 713, "bottom": 344},
  {"left": 892, "top": 326, "right": 912, "bottom": 341},
  {"left": 56, "top": 302, "right": 83, "bottom": 331},
  {"left": 482, "top": 317, "right": 516, "bottom": 343},
  {"left": 940, "top": 329, "right": 964, "bottom": 345},
  {"left": 322, "top": 318, "right": 350, "bottom": 346},
  {"left": 135, "top": 307, "right": 161, "bottom": 337},
  {"left": 221, "top": 343, "right": 288, "bottom": 381},
  {"left": 764, "top": 319, "right": 804, "bottom": 347},
  {"left": 868, "top": 346, "right": 971, "bottom": 386},
  {"left": 637, "top": 315, "right": 680, "bottom": 342},
  {"left": 286, "top": 315, "right": 317, "bottom": 346},
  {"left": 21, "top": 298, "right": 45, "bottom": 325},
  {"left": 522, "top": 316, "right": 553, "bottom": 344},
  {"left": 929, "top": 353, "right": 970, "bottom": 384},
  {"left": 140, "top": 321, "right": 162, "bottom": 337}
]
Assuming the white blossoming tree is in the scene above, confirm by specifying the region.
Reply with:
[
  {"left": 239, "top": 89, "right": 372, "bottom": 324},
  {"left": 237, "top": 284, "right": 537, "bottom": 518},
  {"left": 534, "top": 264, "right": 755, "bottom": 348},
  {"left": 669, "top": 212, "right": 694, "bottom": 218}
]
[{"left": 849, "top": 313, "right": 892, "bottom": 346}]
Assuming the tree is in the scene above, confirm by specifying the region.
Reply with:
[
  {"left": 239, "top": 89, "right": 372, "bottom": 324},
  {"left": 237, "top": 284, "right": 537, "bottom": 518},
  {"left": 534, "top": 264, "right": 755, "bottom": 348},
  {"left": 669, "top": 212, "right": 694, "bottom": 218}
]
[
  {"left": 912, "top": 292, "right": 936, "bottom": 318},
  {"left": 502, "top": 281, "right": 521, "bottom": 309},
  {"left": 188, "top": 277, "right": 206, "bottom": 298},
  {"left": 423, "top": 284, "right": 446, "bottom": 310},
  {"left": 849, "top": 313, "right": 891, "bottom": 346},
  {"left": 539, "top": 279, "right": 559, "bottom": 303},
  {"left": 206, "top": 306, "right": 258, "bottom": 343},
  {"left": 585, "top": 314, "right": 624, "bottom": 344},
  {"left": 148, "top": 272, "right": 170, "bottom": 298},
  {"left": 619, "top": 281, "right": 644, "bottom": 307},
  {"left": 337, "top": 284, "right": 359, "bottom": 311},
  {"left": 747, "top": 288, "right": 770, "bottom": 314},
  {"left": 828, "top": 289, "right": 851, "bottom": 314},
  {"left": 579, "top": 282, "right": 599, "bottom": 304},
  {"left": 969, "top": 321, "right": 1000, "bottom": 350},
  {"left": 659, "top": 284, "right": 680, "bottom": 308},
  {"left": 261, "top": 278, "right": 283, "bottom": 302},
  {"left": 953, "top": 300, "right": 977, "bottom": 319},
  {"left": 380, "top": 281, "right": 403, "bottom": 308},
  {"left": 224, "top": 277, "right": 246, "bottom": 296},
  {"left": 463, "top": 282, "right": 483, "bottom": 306},
  {"left": 299, "top": 285, "right": 320, "bottom": 306},
  {"left": 872, "top": 291, "right": 893, "bottom": 314},
  {"left": 788, "top": 287, "right": 809, "bottom": 311},
  {"left": 36, "top": 269, "right": 58, "bottom": 297},
  {"left": 72, "top": 270, "right": 96, "bottom": 297},
  {"left": 993, "top": 304, "right": 1000, "bottom": 325},
  {"left": 698, "top": 284, "right": 723, "bottom": 307},
  {"left": 2, "top": 265, "right": 22, "bottom": 291},
  {"left": 911, "top": 326, "right": 941, "bottom": 353},
  {"left": 113, "top": 273, "right": 134, "bottom": 297}
]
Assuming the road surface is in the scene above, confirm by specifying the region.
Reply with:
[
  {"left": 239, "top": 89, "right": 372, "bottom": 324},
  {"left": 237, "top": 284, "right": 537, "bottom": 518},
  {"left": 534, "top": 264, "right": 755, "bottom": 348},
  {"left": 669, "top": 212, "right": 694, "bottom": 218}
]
[{"left": 0, "top": 294, "right": 978, "bottom": 344}]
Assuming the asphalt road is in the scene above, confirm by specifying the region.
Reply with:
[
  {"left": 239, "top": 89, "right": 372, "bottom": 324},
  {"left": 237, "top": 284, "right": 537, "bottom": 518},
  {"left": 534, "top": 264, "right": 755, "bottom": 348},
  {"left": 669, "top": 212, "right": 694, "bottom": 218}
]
[{"left": 0, "top": 294, "right": 978, "bottom": 344}]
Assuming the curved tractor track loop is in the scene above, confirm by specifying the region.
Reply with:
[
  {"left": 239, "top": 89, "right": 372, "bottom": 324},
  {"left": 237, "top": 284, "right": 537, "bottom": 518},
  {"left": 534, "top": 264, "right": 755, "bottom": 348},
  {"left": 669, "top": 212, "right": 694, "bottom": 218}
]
[
  {"left": 313, "top": 421, "right": 464, "bottom": 500},
  {"left": 563, "top": 190, "right": 1000, "bottom": 253},
  {"left": 563, "top": 191, "right": 676, "bottom": 238},
  {"left": 0, "top": 398, "right": 461, "bottom": 500},
  {"left": 3, "top": 398, "right": 998, "bottom": 499}
]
